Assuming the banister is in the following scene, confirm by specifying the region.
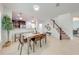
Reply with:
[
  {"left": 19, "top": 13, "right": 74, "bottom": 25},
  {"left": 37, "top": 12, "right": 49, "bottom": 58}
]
[{"left": 51, "top": 19, "right": 62, "bottom": 40}]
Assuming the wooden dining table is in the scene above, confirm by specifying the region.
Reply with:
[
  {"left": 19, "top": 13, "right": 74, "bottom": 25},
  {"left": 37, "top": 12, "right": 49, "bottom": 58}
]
[{"left": 14, "top": 32, "right": 46, "bottom": 54}]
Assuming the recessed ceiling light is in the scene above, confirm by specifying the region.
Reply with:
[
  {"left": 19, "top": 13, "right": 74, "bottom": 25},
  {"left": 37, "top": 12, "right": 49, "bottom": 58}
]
[
  {"left": 19, "top": 17, "right": 22, "bottom": 20},
  {"left": 33, "top": 5, "right": 40, "bottom": 11},
  {"left": 32, "top": 20, "right": 35, "bottom": 22}
]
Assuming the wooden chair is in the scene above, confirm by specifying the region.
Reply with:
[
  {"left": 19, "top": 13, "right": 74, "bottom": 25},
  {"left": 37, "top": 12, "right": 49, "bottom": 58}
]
[
  {"left": 18, "top": 34, "right": 32, "bottom": 55},
  {"left": 30, "top": 35, "right": 41, "bottom": 52},
  {"left": 31, "top": 34, "right": 47, "bottom": 52},
  {"left": 34, "top": 35, "right": 42, "bottom": 47},
  {"left": 41, "top": 34, "right": 47, "bottom": 44},
  {"left": 30, "top": 37, "right": 36, "bottom": 52}
]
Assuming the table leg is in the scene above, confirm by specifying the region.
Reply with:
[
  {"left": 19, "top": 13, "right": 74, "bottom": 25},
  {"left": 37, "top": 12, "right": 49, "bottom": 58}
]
[
  {"left": 29, "top": 41, "right": 32, "bottom": 50},
  {"left": 14, "top": 34, "right": 16, "bottom": 42},
  {"left": 45, "top": 36, "right": 46, "bottom": 44},
  {"left": 33, "top": 41, "right": 35, "bottom": 52},
  {"left": 20, "top": 44, "right": 23, "bottom": 55},
  {"left": 40, "top": 40, "right": 42, "bottom": 47},
  {"left": 18, "top": 43, "right": 20, "bottom": 50},
  {"left": 27, "top": 38, "right": 30, "bottom": 55}
]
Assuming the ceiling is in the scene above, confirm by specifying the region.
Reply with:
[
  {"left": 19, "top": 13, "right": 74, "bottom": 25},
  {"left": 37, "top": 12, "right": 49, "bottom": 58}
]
[{"left": 2, "top": 3, "right": 79, "bottom": 23}]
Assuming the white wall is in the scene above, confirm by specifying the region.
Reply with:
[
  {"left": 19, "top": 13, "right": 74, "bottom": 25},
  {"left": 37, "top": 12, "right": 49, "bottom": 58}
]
[
  {"left": 50, "top": 26, "right": 60, "bottom": 40},
  {"left": 0, "top": 5, "right": 2, "bottom": 43},
  {"left": 53, "top": 13, "right": 73, "bottom": 39},
  {"left": 0, "top": 4, "right": 4, "bottom": 43},
  {"left": 44, "top": 20, "right": 60, "bottom": 40},
  {"left": 71, "top": 11, "right": 79, "bottom": 17},
  {"left": 1, "top": 5, "right": 13, "bottom": 42}
]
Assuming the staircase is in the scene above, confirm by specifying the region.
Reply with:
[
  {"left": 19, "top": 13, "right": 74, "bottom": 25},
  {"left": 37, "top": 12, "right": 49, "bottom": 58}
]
[
  {"left": 60, "top": 29, "right": 70, "bottom": 39},
  {"left": 51, "top": 19, "right": 70, "bottom": 40}
]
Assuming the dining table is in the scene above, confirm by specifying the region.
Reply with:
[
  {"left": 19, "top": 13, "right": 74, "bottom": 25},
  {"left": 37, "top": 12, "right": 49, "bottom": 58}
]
[{"left": 14, "top": 31, "right": 45, "bottom": 54}]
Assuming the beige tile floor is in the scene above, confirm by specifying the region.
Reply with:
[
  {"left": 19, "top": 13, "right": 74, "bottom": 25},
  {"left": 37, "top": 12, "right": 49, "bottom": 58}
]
[{"left": 0, "top": 36, "right": 79, "bottom": 55}]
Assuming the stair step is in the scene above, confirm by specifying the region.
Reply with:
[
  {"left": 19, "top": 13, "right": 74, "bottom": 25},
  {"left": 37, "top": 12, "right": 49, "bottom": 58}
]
[{"left": 51, "top": 19, "right": 70, "bottom": 40}]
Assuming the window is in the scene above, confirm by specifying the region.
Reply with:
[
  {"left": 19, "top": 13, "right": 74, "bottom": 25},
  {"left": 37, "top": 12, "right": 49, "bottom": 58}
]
[{"left": 73, "top": 17, "right": 79, "bottom": 21}]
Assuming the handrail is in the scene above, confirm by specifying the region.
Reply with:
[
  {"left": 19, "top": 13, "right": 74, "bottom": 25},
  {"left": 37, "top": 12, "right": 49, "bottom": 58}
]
[
  {"left": 51, "top": 19, "right": 70, "bottom": 40},
  {"left": 51, "top": 19, "right": 62, "bottom": 40},
  {"left": 51, "top": 19, "right": 61, "bottom": 29}
]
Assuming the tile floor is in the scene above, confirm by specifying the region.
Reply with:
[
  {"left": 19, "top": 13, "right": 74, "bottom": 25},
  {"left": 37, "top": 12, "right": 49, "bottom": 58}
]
[{"left": 0, "top": 36, "right": 79, "bottom": 55}]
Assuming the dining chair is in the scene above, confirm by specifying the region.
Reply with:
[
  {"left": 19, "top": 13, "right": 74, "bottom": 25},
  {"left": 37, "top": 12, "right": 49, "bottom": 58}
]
[
  {"left": 31, "top": 34, "right": 43, "bottom": 52},
  {"left": 41, "top": 34, "right": 47, "bottom": 44},
  {"left": 30, "top": 37, "right": 35, "bottom": 52},
  {"left": 18, "top": 34, "right": 32, "bottom": 55}
]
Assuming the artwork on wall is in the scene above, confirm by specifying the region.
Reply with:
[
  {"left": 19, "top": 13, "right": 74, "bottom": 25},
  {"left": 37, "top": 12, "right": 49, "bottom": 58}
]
[{"left": 45, "top": 24, "right": 51, "bottom": 31}]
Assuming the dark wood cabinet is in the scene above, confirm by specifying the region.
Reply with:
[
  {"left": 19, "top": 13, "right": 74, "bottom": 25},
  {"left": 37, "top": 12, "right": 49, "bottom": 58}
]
[{"left": 12, "top": 20, "right": 26, "bottom": 28}]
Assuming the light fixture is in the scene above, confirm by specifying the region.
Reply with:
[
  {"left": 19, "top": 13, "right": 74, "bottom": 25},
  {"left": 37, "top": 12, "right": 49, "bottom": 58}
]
[
  {"left": 19, "top": 17, "right": 22, "bottom": 20},
  {"left": 73, "top": 17, "right": 79, "bottom": 21},
  {"left": 32, "top": 20, "right": 35, "bottom": 23},
  {"left": 33, "top": 5, "right": 40, "bottom": 11}
]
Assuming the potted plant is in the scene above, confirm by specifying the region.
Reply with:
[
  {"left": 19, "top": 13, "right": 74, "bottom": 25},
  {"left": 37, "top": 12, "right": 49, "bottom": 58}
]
[{"left": 2, "top": 15, "right": 13, "bottom": 48}]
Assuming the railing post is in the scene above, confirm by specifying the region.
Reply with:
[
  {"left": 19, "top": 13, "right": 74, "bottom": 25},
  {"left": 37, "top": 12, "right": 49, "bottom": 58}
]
[
  {"left": 53, "top": 20, "right": 55, "bottom": 28},
  {"left": 51, "top": 19, "right": 55, "bottom": 28},
  {"left": 60, "top": 28, "right": 62, "bottom": 40},
  {"left": 51, "top": 19, "right": 62, "bottom": 40}
]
